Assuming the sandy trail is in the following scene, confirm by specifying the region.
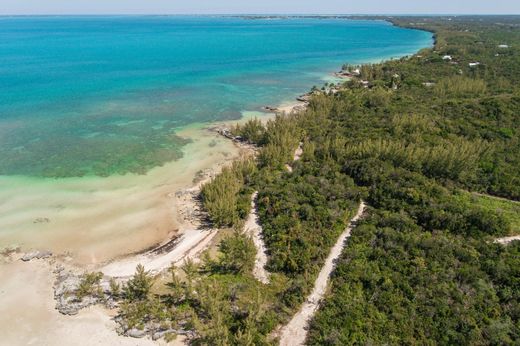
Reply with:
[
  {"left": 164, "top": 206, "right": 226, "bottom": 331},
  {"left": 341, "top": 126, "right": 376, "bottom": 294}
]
[
  {"left": 286, "top": 142, "right": 304, "bottom": 172},
  {"left": 248, "top": 141, "right": 303, "bottom": 281},
  {"left": 244, "top": 192, "right": 270, "bottom": 284},
  {"left": 473, "top": 192, "right": 520, "bottom": 204},
  {"left": 279, "top": 201, "right": 367, "bottom": 346},
  {"left": 293, "top": 142, "right": 304, "bottom": 162},
  {"left": 494, "top": 235, "right": 520, "bottom": 245}
]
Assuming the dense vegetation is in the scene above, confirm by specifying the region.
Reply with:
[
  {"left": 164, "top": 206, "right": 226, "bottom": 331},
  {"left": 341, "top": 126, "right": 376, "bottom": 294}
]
[
  {"left": 305, "top": 16, "right": 520, "bottom": 344},
  {"left": 111, "top": 16, "right": 520, "bottom": 345},
  {"left": 201, "top": 158, "right": 256, "bottom": 228}
]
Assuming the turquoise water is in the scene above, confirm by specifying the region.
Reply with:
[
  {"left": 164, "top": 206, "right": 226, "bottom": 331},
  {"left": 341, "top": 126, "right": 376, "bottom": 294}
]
[{"left": 0, "top": 16, "right": 432, "bottom": 177}]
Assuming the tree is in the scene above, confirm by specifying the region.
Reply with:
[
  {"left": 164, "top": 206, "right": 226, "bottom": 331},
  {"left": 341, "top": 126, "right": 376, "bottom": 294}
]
[
  {"left": 124, "top": 264, "right": 155, "bottom": 301},
  {"left": 218, "top": 232, "right": 256, "bottom": 274}
]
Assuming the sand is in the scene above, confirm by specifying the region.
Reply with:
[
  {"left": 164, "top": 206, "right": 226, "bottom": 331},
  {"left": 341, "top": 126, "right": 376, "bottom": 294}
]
[
  {"left": 100, "top": 227, "right": 219, "bottom": 277},
  {"left": 0, "top": 122, "right": 249, "bottom": 345},
  {"left": 0, "top": 125, "right": 240, "bottom": 265},
  {"left": 0, "top": 103, "right": 293, "bottom": 345},
  {"left": 494, "top": 235, "right": 520, "bottom": 245},
  {"left": 276, "top": 101, "right": 307, "bottom": 115},
  {"left": 0, "top": 257, "right": 186, "bottom": 346}
]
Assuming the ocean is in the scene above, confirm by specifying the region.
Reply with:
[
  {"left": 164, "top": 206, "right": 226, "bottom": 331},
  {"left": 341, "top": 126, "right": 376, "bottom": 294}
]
[
  {"left": 0, "top": 16, "right": 433, "bottom": 178},
  {"left": 0, "top": 16, "right": 432, "bottom": 259}
]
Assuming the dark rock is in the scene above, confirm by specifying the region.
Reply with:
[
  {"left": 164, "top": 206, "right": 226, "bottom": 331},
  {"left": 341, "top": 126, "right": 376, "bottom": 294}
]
[
  {"left": 128, "top": 328, "right": 147, "bottom": 338},
  {"left": 262, "top": 106, "right": 279, "bottom": 112},
  {"left": 21, "top": 250, "right": 52, "bottom": 261},
  {"left": 152, "top": 331, "right": 167, "bottom": 341}
]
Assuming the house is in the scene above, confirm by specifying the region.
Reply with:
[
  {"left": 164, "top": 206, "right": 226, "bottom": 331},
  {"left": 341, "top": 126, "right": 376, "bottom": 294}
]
[
  {"left": 498, "top": 44, "right": 509, "bottom": 48},
  {"left": 360, "top": 80, "right": 370, "bottom": 88},
  {"left": 442, "top": 55, "right": 453, "bottom": 61},
  {"left": 469, "top": 62, "right": 480, "bottom": 68}
]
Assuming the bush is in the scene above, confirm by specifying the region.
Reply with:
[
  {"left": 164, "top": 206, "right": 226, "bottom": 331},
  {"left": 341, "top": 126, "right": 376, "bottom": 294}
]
[
  {"left": 434, "top": 76, "right": 487, "bottom": 97},
  {"left": 217, "top": 232, "right": 256, "bottom": 274},
  {"left": 124, "top": 264, "right": 155, "bottom": 301},
  {"left": 76, "top": 272, "right": 103, "bottom": 300},
  {"left": 201, "top": 159, "right": 256, "bottom": 227},
  {"left": 232, "top": 118, "right": 265, "bottom": 144}
]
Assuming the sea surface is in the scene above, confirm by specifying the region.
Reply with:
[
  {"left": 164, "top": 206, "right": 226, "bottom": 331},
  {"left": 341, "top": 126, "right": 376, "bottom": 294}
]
[{"left": 0, "top": 16, "right": 433, "bottom": 178}]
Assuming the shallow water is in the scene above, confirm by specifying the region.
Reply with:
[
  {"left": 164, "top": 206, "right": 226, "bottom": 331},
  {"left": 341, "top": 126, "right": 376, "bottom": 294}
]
[
  {"left": 0, "top": 17, "right": 432, "bottom": 260},
  {"left": 0, "top": 16, "right": 433, "bottom": 177}
]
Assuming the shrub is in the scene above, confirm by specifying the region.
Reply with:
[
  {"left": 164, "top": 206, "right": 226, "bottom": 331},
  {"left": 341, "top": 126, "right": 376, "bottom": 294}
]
[
  {"left": 124, "top": 264, "right": 155, "bottom": 301},
  {"left": 76, "top": 272, "right": 103, "bottom": 300}
]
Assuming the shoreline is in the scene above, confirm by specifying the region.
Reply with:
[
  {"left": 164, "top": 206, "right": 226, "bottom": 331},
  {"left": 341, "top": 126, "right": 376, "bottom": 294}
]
[
  {"left": 0, "top": 122, "right": 245, "bottom": 265},
  {"left": 89, "top": 101, "right": 305, "bottom": 277},
  {"left": 0, "top": 22, "right": 433, "bottom": 262},
  {"left": 0, "top": 28, "right": 433, "bottom": 344},
  {"left": 0, "top": 98, "right": 309, "bottom": 346}
]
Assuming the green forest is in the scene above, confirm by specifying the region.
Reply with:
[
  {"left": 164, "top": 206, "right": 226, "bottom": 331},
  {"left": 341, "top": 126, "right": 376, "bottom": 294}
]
[
  {"left": 305, "top": 16, "right": 520, "bottom": 345},
  {"left": 77, "top": 16, "right": 520, "bottom": 345}
]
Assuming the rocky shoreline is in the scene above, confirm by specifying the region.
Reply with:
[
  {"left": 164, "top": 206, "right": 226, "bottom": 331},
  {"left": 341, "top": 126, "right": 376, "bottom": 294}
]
[
  {"left": 52, "top": 266, "right": 190, "bottom": 340},
  {"left": 0, "top": 157, "right": 226, "bottom": 343}
]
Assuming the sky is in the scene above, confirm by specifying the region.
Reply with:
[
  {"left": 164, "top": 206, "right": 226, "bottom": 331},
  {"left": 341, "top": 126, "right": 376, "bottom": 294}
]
[{"left": 2, "top": 0, "right": 520, "bottom": 15}]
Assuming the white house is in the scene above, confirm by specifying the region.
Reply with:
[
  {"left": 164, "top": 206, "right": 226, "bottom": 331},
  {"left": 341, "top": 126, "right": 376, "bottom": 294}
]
[
  {"left": 442, "top": 55, "right": 453, "bottom": 60},
  {"left": 469, "top": 62, "right": 480, "bottom": 68},
  {"left": 498, "top": 44, "right": 509, "bottom": 48}
]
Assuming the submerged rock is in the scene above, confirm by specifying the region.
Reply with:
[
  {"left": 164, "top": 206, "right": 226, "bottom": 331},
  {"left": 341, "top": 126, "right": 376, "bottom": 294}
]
[
  {"left": 263, "top": 106, "right": 279, "bottom": 112},
  {"left": 21, "top": 250, "right": 52, "bottom": 261}
]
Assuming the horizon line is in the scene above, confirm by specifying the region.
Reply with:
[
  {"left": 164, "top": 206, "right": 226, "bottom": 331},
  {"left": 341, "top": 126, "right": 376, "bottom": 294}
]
[{"left": 2, "top": 13, "right": 520, "bottom": 17}]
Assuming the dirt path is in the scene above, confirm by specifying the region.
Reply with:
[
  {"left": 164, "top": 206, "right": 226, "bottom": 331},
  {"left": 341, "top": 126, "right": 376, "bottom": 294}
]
[
  {"left": 244, "top": 192, "right": 270, "bottom": 284},
  {"left": 472, "top": 192, "right": 520, "bottom": 204},
  {"left": 279, "top": 201, "right": 367, "bottom": 346},
  {"left": 286, "top": 142, "right": 303, "bottom": 172},
  {"left": 293, "top": 142, "right": 304, "bottom": 162},
  {"left": 494, "top": 235, "right": 520, "bottom": 245}
]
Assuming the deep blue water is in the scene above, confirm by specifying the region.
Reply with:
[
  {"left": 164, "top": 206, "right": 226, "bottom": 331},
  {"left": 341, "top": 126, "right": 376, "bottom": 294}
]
[{"left": 0, "top": 16, "right": 432, "bottom": 177}]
